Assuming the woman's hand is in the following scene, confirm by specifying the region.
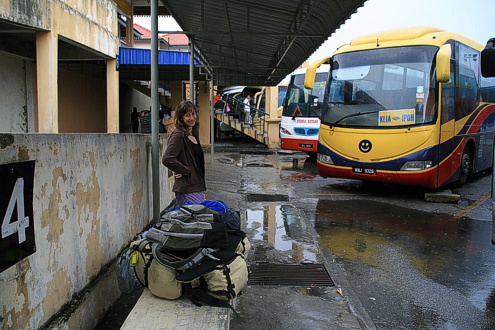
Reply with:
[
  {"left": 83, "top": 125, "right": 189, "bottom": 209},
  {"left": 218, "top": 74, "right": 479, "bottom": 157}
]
[{"left": 172, "top": 171, "right": 182, "bottom": 179}]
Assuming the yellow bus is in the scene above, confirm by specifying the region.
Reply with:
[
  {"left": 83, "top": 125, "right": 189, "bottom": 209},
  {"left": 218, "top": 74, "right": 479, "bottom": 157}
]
[{"left": 305, "top": 26, "right": 495, "bottom": 189}]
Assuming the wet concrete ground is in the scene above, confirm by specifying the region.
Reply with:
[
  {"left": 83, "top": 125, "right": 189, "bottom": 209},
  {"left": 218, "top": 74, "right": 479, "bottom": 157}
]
[
  {"left": 98, "top": 136, "right": 495, "bottom": 329},
  {"left": 271, "top": 150, "right": 495, "bottom": 329}
]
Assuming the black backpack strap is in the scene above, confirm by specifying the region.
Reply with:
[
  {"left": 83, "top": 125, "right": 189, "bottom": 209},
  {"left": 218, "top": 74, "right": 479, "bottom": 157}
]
[
  {"left": 222, "top": 263, "right": 236, "bottom": 298},
  {"left": 182, "top": 283, "right": 239, "bottom": 316},
  {"left": 143, "top": 254, "right": 153, "bottom": 287}
]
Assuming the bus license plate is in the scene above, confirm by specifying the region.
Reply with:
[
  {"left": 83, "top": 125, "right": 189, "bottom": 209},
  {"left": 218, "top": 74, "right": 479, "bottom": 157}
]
[
  {"left": 353, "top": 167, "right": 375, "bottom": 175},
  {"left": 299, "top": 144, "right": 313, "bottom": 148}
]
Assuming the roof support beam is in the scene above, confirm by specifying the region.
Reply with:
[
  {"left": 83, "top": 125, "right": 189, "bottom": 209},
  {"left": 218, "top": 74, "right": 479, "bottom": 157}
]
[{"left": 269, "top": 0, "right": 322, "bottom": 82}]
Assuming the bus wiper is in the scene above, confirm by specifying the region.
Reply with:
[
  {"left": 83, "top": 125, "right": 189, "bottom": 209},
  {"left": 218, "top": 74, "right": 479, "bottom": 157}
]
[{"left": 329, "top": 110, "right": 380, "bottom": 128}]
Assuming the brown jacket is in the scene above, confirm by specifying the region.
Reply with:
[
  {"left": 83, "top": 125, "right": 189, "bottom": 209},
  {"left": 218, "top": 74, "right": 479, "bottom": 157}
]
[{"left": 162, "top": 129, "right": 206, "bottom": 194}]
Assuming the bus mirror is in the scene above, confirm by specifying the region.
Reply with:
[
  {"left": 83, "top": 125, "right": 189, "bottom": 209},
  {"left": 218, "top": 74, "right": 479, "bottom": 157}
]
[
  {"left": 481, "top": 38, "right": 495, "bottom": 77},
  {"left": 436, "top": 44, "right": 451, "bottom": 83},
  {"left": 304, "top": 57, "right": 331, "bottom": 89}
]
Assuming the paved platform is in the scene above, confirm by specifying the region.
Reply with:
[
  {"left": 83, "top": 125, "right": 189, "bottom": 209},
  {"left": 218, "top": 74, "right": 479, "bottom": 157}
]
[{"left": 120, "top": 288, "right": 230, "bottom": 329}]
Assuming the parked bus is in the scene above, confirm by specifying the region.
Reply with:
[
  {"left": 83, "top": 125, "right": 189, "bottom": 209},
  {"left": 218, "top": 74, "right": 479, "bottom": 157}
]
[
  {"left": 481, "top": 37, "right": 495, "bottom": 245},
  {"left": 304, "top": 26, "right": 495, "bottom": 189},
  {"left": 280, "top": 66, "right": 329, "bottom": 156}
]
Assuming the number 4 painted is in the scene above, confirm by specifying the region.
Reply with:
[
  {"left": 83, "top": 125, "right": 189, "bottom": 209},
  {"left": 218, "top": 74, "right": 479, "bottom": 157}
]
[{"left": 2, "top": 178, "right": 30, "bottom": 243}]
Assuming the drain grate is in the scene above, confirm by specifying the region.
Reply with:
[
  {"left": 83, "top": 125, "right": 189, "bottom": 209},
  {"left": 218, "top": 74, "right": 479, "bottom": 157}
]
[
  {"left": 246, "top": 194, "right": 289, "bottom": 202},
  {"left": 248, "top": 263, "right": 334, "bottom": 286}
]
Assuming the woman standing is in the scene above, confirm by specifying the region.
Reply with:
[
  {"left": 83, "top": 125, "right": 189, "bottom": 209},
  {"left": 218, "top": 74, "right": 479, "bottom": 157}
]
[{"left": 162, "top": 100, "right": 206, "bottom": 206}]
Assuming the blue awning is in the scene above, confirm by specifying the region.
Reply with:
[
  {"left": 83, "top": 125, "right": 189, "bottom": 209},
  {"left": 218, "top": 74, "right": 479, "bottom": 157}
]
[
  {"left": 118, "top": 47, "right": 196, "bottom": 65},
  {"left": 117, "top": 47, "right": 202, "bottom": 81}
]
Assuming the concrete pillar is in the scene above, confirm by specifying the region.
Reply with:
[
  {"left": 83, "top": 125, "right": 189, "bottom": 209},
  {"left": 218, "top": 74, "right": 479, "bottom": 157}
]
[
  {"left": 197, "top": 81, "right": 211, "bottom": 147},
  {"left": 265, "top": 86, "right": 282, "bottom": 149},
  {"left": 126, "top": 16, "right": 134, "bottom": 47},
  {"left": 36, "top": 31, "right": 58, "bottom": 133},
  {"left": 106, "top": 59, "right": 119, "bottom": 133},
  {"left": 266, "top": 87, "right": 278, "bottom": 119}
]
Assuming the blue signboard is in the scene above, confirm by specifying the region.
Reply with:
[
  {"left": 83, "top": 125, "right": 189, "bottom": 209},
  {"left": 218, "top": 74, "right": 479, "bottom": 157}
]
[{"left": 0, "top": 161, "right": 36, "bottom": 273}]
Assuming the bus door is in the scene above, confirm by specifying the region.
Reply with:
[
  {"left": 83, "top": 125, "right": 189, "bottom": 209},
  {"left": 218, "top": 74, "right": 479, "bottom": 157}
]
[{"left": 438, "top": 60, "right": 456, "bottom": 186}]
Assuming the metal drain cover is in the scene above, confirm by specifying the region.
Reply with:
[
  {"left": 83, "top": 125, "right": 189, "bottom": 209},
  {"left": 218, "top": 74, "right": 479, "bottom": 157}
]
[
  {"left": 246, "top": 194, "right": 289, "bottom": 202},
  {"left": 248, "top": 263, "right": 334, "bottom": 286}
]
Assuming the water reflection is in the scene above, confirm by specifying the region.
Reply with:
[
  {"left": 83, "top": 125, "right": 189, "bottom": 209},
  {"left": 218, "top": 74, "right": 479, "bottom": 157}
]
[
  {"left": 245, "top": 204, "right": 317, "bottom": 263},
  {"left": 315, "top": 199, "right": 495, "bottom": 329}
]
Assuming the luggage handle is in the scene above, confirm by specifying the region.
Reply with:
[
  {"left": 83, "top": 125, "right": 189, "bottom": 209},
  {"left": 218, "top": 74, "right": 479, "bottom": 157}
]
[{"left": 151, "top": 243, "right": 220, "bottom": 271}]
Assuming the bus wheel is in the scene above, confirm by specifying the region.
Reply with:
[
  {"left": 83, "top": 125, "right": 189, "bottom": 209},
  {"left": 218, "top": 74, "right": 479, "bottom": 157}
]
[{"left": 458, "top": 148, "right": 472, "bottom": 186}]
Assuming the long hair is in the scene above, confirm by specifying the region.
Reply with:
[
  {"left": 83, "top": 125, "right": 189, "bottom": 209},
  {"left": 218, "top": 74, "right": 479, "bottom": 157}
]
[{"left": 174, "top": 100, "right": 200, "bottom": 136}]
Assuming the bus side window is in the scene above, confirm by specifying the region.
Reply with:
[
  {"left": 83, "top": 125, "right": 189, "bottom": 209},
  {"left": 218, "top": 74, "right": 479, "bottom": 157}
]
[
  {"left": 455, "top": 44, "right": 480, "bottom": 120},
  {"left": 441, "top": 62, "right": 455, "bottom": 124},
  {"left": 481, "top": 76, "right": 495, "bottom": 102}
]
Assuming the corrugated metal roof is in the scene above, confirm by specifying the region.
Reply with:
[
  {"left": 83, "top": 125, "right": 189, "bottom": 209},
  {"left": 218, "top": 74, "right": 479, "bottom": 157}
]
[
  {"left": 119, "top": 48, "right": 193, "bottom": 65},
  {"left": 118, "top": 47, "right": 201, "bottom": 81},
  {"left": 159, "top": 0, "right": 367, "bottom": 86}
]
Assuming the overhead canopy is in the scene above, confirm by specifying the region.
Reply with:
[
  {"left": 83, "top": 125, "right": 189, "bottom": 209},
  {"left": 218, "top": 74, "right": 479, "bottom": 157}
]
[{"left": 160, "top": 0, "right": 367, "bottom": 86}]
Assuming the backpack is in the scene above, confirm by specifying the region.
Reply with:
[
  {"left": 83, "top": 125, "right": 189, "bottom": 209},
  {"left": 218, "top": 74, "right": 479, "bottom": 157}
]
[
  {"left": 164, "top": 202, "right": 241, "bottom": 232},
  {"left": 129, "top": 204, "right": 250, "bottom": 314}
]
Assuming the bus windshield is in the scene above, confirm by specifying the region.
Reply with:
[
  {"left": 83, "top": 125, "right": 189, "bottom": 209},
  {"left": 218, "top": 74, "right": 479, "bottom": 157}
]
[
  {"left": 282, "top": 71, "right": 328, "bottom": 118},
  {"left": 324, "top": 46, "right": 438, "bottom": 128}
]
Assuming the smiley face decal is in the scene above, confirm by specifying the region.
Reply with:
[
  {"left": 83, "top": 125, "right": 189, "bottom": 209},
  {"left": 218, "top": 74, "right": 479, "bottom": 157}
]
[{"left": 358, "top": 139, "right": 372, "bottom": 153}]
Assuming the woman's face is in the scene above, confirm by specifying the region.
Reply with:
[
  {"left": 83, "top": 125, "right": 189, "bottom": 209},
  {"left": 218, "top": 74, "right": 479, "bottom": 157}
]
[{"left": 182, "top": 108, "right": 197, "bottom": 129}]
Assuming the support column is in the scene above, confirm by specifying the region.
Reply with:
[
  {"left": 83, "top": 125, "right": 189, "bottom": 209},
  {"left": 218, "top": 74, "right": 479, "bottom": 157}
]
[
  {"left": 210, "top": 81, "right": 215, "bottom": 162},
  {"left": 151, "top": 0, "right": 160, "bottom": 223},
  {"left": 106, "top": 59, "right": 119, "bottom": 133},
  {"left": 189, "top": 38, "right": 194, "bottom": 103},
  {"left": 126, "top": 16, "right": 134, "bottom": 47},
  {"left": 36, "top": 31, "right": 58, "bottom": 133}
]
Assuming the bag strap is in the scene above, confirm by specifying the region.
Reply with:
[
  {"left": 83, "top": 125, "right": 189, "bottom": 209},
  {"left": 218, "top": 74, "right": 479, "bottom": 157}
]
[
  {"left": 182, "top": 283, "right": 239, "bottom": 316},
  {"left": 146, "top": 227, "right": 204, "bottom": 244},
  {"left": 151, "top": 243, "right": 220, "bottom": 271}
]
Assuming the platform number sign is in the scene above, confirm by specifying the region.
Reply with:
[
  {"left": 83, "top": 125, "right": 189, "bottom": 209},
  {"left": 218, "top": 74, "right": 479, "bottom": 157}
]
[{"left": 0, "top": 161, "right": 35, "bottom": 273}]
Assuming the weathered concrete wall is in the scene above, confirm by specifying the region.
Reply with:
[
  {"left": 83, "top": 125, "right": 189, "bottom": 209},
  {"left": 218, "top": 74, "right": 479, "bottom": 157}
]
[
  {"left": 53, "top": 0, "right": 119, "bottom": 58},
  {"left": 0, "top": 53, "right": 35, "bottom": 133},
  {"left": 0, "top": 0, "right": 51, "bottom": 30},
  {"left": 0, "top": 0, "right": 118, "bottom": 58},
  {"left": 0, "top": 133, "right": 174, "bottom": 329}
]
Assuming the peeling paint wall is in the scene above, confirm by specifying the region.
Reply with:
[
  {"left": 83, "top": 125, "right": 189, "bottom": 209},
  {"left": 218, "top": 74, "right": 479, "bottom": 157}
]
[
  {"left": 0, "top": 133, "right": 174, "bottom": 329},
  {"left": 0, "top": 53, "right": 35, "bottom": 133},
  {"left": 0, "top": 0, "right": 118, "bottom": 58},
  {"left": 0, "top": 0, "right": 51, "bottom": 30},
  {"left": 53, "top": 0, "right": 119, "bottom": 58}
]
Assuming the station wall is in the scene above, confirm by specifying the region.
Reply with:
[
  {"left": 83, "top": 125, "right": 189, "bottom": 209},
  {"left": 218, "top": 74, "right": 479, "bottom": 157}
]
[{"left": 0, "top": 133, "right": 173, "bottom": 329}]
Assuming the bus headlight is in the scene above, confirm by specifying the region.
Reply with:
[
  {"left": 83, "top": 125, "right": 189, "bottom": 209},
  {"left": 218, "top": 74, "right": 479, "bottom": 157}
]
[
  {"left": 280, "top": 127, "right": 291, "bottom": 135},
  {"left": 317, "top": 153, "right": 334, "bottom": 165},
  {"left": 400, "top": 160, "right": 432, "bottom": 171}
]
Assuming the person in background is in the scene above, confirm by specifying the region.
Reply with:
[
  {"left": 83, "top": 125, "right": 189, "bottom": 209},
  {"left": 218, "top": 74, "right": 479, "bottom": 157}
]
[
  {"left": 158, "top": 109, "right": 166, "bottom": 133},
  {"left": 160, "top": 106, "right": 172, "bottom": 133},
  {"left": 213, "top": 92, "right": 225, "bottom": 112},
  {"left": 162, "top": 100, "right": 206, "bottom": 206},
  {"left": 139, "top": 109, "right": 151, "bottom": 133},
  {"left": 243, "top": 94, "right": 252, "bottom": 125},
  {"left": 130, "top": 107, "right": 139, "bottom": 133},
  {"left": 213, "top": 92, "right": 222, "bottom": 106}
]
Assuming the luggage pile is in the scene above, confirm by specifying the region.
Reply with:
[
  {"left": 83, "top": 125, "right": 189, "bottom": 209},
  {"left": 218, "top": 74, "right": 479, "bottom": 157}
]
[{"left": 125, "top": 202, "right": 250, "bottom": 314}]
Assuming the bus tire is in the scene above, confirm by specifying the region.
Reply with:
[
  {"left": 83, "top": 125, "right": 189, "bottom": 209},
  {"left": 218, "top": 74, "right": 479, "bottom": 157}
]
[{"left": 458, "top": 147, "right": 472, "bottom": 186}]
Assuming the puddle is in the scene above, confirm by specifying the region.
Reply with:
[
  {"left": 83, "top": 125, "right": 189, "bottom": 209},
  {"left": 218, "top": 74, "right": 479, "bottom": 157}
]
[
  {"left": 315, "top": 199, "right": 495, "bottom": 328},
  {"left": 245, "top": 204, "right": 318, "bottom": 263}
]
